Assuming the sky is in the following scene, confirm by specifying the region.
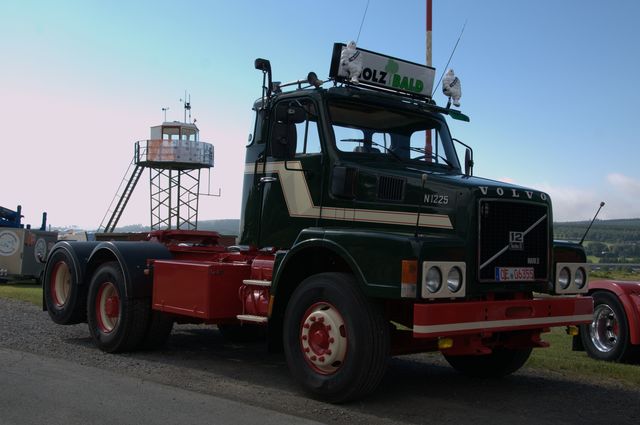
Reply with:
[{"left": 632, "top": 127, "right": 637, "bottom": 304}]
[{"left": 1, "top": 0, "right": 639, "bottom": 229}]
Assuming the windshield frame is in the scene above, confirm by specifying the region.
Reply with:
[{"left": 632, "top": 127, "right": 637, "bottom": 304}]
[{"left": 325, "top": 95, "right": 462, "bottom": 172}]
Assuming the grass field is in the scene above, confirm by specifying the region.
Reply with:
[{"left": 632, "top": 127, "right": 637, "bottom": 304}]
[
  {"left": 2, "top": 279, "right": 640, "bottom": 389},
  {"left": 529, "top": 327, "right": 640, "bottom": 389},
  {"left": 0, "top": 282, "right": 41, "bottom": 305}
]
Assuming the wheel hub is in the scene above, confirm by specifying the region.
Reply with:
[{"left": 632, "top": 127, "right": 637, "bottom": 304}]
[
  {"left": 300, "top": 303, "right": 347, "bottom": 375},
  {"left": 96, "top": 282, "right": 120, "bottom": 333},
  {"left": 590, "top": 304, "right": 619, "bottom": 353},
  {"left": 51, "top": 261, "right": 71, "bottom": 307}
]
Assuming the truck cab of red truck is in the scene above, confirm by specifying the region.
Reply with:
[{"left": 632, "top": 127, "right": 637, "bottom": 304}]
[{"left": 43, "top": 43, "right": 593, "bottom": 403}]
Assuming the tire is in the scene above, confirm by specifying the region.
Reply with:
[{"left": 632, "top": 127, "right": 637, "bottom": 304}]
[
  {"left": 283, "top": 272, "right": 389, "bottom": 403},
  {"left": 140, "top": 311, "right": 174, "bottom": 350},
  {"left": 87, "top": 262, "right": 150, "bottom": 353},
  {"left": 43, "top": 249, "right": 87, "bottom": 325},
  {"left": 580, "top": 291, "right": 639, "bottom": 362},
  {"left": 218, "top": 323, "right": 266, "bottom": 343},
  {"left": 444, "top": 347, "right": 533, "bottom": 378}
]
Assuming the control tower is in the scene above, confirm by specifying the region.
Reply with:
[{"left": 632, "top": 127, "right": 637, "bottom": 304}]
[{"left": 98, "top": 101, "right": 214, "bottom": 232}]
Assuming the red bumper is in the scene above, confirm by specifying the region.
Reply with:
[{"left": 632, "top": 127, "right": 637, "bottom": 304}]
[{"left": 413, "top": 296, "right": 593, "bottom": 338}]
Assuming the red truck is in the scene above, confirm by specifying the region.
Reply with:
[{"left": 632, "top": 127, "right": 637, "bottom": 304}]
[{"left": 575, "top": 279, "right": 640, "bottom": 361}]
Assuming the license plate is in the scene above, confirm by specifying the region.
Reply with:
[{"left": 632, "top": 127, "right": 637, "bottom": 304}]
[{"left": 495, "top": 267, "right": 535, "bottom": 281}]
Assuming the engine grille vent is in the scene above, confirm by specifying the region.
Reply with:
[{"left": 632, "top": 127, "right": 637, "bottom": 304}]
[
  {"left": 478, "top": 200, "right": 549, "bottom": 282},
  {"left": 377, "top": 176, "right": 405, "bottom": 201}
]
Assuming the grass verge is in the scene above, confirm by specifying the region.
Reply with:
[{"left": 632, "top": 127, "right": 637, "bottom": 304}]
[
  {"left": 0, "top": 282, "right": 42, "bottom": 306},
  {"left": 529, "top": 327, "right": 640, "bottom": 389}
]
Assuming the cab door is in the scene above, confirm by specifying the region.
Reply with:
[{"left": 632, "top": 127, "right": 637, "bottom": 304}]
[{"left": 257, "top": 98, "right": 324, "bottom": 248}]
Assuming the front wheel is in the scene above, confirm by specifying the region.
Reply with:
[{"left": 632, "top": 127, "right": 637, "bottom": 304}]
[
  {"left": 444, "top": 347, "right": 532, "bottom": 378},
  {"left": 580, "top": 291, "right": 639, "bottom": 362},
  {"left": 283, "top": 273, "right": 389, "bottom": 403}
]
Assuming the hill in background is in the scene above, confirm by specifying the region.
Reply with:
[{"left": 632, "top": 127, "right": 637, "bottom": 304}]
[{"left": 555, "top": 218, "right": 640, "bottom": 263}]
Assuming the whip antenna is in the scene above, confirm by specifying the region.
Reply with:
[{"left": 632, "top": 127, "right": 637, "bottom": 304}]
[
  {"left": 432, "top": 20, "right": 467, "bottom": 96},
  {"left": 355, "top": 0, "right": 370, "bottom": 43}
]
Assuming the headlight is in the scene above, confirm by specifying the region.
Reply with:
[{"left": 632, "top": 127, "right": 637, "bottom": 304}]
[
  {"left": 558, "top": 267, "right": 571, "bottom": 290},
  {"left": 447, "top": 267, "right": 463, "bottom": 293},
  {"left": 425, "top": 267, "right": 442, "bottom": 293},
  {"left": 575, "top": 267, "right": 586, "bottom": 289}
]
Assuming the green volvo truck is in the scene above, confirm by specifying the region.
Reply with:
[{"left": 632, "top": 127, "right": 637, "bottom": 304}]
[{"left": 43, "top": 44, "right": 593, "bottom": 402}]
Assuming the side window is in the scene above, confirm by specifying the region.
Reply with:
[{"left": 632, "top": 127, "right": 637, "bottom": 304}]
[
  {"left": 409, "top": 129, "right": 445, "bottom": 164},
  {"left": 248, "top": 109, "right": 265, "bottom": 146},
  {"left": 294, "top": 101, "right": 321, "bottom": 155}
]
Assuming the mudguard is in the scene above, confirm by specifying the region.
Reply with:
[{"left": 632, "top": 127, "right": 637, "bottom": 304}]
[
  {"left": 87, "top": 241, "right": 173, "bottom": 299},
  {"left": 47, "top": 241, "right": 101, "bottom": 286}
]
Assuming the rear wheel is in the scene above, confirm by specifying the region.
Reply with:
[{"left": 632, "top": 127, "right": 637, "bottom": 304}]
[
  {"left": 43, "top": 249, "right": 87, "bottom": 325},
  {"left": 581, "top": 291, "right": 639, "bottom": 362},
  {"left": 444, "top": 347, "right": 532, "bottom": 378},
  {"left": 87, "top": 262, "right": 149, "bottom": 353},
  {"left": 283, "top": 272, "right": 389, "bottom": 403}
]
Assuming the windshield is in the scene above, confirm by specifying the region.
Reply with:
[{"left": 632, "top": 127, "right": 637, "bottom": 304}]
[{"left": 327, "top": 99, "right": 461, "bottom": 171}]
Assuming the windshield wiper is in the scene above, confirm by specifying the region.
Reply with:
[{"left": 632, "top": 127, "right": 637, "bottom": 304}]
[
  {"left": 340, "top": 138, "right": 405, "bottom": 162},
  {"left": 399, "top": 146, "right": 454, "bottom": 168}
]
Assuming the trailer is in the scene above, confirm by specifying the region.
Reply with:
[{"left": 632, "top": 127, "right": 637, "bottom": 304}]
[
  {"left": 42, "top": 43, "right": 593, "bottom": 402},
  {"left": 0, "top": 205, "right": 57, "bottom": 282}
]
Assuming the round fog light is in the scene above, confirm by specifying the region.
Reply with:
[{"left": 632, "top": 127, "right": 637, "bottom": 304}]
[
  {"left": 425, "top": 267, "right": 442, "bottom": 293},
  {"left": 447, "top": 267, "right": 462, "bottom": 293},
  {"left": 575, "top": 267, "right": 586, "bottom": 289},
  {"left": 558, "top": 267, "right": 571, "bottom": 290}
]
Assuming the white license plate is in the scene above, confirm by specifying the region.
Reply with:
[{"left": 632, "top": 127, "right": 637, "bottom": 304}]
[{"left": 495, "top": 267, "right": 535, "bottom": 281}]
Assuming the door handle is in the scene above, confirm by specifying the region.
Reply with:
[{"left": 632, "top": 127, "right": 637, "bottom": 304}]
[{"left": 259, "top": 176, "right": 278, "bottom": 185}]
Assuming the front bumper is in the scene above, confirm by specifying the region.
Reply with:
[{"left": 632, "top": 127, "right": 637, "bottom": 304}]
[{"left": 413, "top": 296, "right": 593, "bottom": 338}]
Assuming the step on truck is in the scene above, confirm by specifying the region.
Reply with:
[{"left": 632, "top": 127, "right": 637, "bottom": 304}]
[{"left": 43, "top": 43, "right": 594, "bottom": 402}]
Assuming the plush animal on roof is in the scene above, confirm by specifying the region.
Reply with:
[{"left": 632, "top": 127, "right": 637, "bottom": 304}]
[
  {"left": 442, "top": 69, "right": 462, "bottom": 107},
  {"left": 340, "top": 41, "right": 363, "bottom": 83}
]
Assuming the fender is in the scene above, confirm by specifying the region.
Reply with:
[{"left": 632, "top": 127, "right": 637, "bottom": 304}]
[
  {"left": 42, "top": 241, "right": 100, "bottom": 311},
  {"left": 589, "top": 279, "right": 640, "bottom": 346},
  {"left": 273, "top": 228, "right": 422, "bottom": 299},
  {"left": 87, "top": 241, "right": 172, "bottom": 299},
  {"left": 272, "top": 237, "right": 368, "bottom": 295},
  {"left": 47, "top": 241, "right": 101, "bottom": 286}
]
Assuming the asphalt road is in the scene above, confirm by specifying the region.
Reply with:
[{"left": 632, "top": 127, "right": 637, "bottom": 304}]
[
  {"left": 0, "top": 347, "right": 322, "bottom": 425},
  {"left": 1, "top": 297, "right": 639, "bottom": 424}
]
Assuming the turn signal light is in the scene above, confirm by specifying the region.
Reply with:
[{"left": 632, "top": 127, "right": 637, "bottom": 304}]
[
  {"left": 566, "top": 325, "right": 579, "bottom": 336},
  {"left": 438, "top": 337, "right": 454, "bottom": 349}
]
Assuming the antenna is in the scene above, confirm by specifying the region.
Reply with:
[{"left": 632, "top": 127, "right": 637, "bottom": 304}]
[
  {"left": 414, "top": 173, "right": 428, "bottom": 237},
  {"left": 579, "top": 201, "right": 605, "bottom": 245},
  {"left": 161, "top": 107, "right": 169, "bottom": 122},
  {"left": 355, "top": 0, "right": 370, "bottom": 43},
  {"left": 180, "top": 91, "right": 192, "bottom": 123},
  {"left": 432, "top": 20, "right": 467, "bottom": 96}
]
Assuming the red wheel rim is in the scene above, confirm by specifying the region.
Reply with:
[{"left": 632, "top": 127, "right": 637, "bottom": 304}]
[
  {"left": 299, "top": 302, "right": 348, "bottom": 375},
  {"left": 50, "top": 261, "right": 71, "bottom": 308},
  {"left": 95, "top": 281, "right": 120, "bottom": 333}
]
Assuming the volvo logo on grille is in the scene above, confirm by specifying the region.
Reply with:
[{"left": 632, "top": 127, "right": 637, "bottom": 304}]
[{"left": 509, "top": 231, "right": 524, "bottom": 250}]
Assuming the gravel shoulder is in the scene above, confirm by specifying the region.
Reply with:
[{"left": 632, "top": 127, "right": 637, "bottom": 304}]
[{"left": 1, "top": 297, "right": 639, "bottom": 424}]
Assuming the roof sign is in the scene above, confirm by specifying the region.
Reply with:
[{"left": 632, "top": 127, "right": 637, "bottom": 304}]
[{"left": 329, "top": 42, "right": 436, "bottom": 99}]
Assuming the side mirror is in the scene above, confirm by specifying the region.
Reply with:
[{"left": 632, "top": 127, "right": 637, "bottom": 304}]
[
  {"left": 331, "top": 166, "right": 357, "bottom": 199},
  {"left": 270, "top": 123, "right": 295, "bottom": 159},
  {"left": 465, "top": 148, "right": 474, "bottom": 176},
  {"left": 453, "top": 138, "right": 474, "bottom": 176}
]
